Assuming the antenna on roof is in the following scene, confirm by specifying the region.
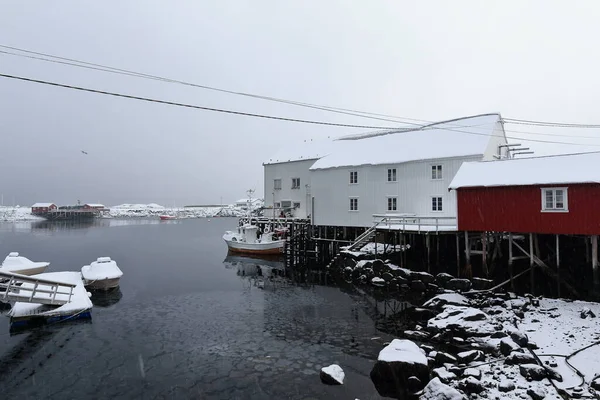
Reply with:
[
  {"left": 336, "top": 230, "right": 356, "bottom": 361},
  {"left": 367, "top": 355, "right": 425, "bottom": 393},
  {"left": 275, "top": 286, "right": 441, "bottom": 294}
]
[{"left": 512, "top": 151, "right": 535, "bottom": 158}]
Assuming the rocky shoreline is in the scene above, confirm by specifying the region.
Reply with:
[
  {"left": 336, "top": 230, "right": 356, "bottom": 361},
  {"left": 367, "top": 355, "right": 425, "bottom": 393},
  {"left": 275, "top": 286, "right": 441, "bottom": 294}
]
[{"left": 324, "top": 251, "right": 600, "bottom": 399}]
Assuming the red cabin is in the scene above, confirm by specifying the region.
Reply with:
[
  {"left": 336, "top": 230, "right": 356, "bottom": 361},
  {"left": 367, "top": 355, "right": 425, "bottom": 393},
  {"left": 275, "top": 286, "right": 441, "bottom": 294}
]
[
  {"left": 31, "top": 203, "right": 57, "bottom": 215},
  {"left": 449, "top": 152, "right": 600, "bottom": 235}
]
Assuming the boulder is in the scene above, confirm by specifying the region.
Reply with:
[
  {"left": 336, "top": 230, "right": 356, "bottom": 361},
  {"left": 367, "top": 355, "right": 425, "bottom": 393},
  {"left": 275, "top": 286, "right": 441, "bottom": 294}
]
[
  {"left": 435, "top": 272, "right": 455, "bottom": 288},
  {"left": 371, "top": 277, "right": 386, "bottom": 287},
  {"left": 370, "top": 339, "right": 429, "bottom": 398},
  {"left": 372, "top": 259, "right": 385, "bottom": 274},
  {"left": 446, "top": 279, "right": 472, "bottom": 292},
  {"left": 405, "top": 330, "right": 431, "bottom": 341},
  {"left": 427, "top": 283, "right": 440, "bottom": 293},
  {"left": 500, "top": 338, "right": 522, "bottom": 356},
  {"left": 510, "top": 330, "right": 529, "bottom": 347},
  {"left": 519, "top": 364, "right": 546, "bottom": 381},
  {"left": 457, "top": 350, "right": 484, "bottom": 364},
  {"left": 505, "top": 351, "right": 537, "bottom": 365},
  {"left": 320, "top": 364, "right": 344, "bottom": 385},
  {"left": 421, "top": 378, "right": 467, "bottom": 400},
  {"left": 498, "top": 379, "right": 515, "bottom": 392},
  {"left": 459, "top": 377, "right": 485, "bottom": 394},
  {"left": 581, "top": 307, "right": 597, "bottom": 319},
  {"left": 435, "top": 352, "right": 458, "bottom": 365},
  {"left": 344, "top": 257, "right": 357, "bottom": 269},
  {"left": 406, "top": 376, "right": 422, "bottom": 392},
  {"left": 410, "top": 307, "right": 438, "bottom": 321},
  {"left": 591, "top": 377, "right": 600, "bottom": 390},
  {"left": 381, "top": 272, "right": 394, "bottom": 282},
  {"left": 411, "top": 271, "right": 435, "bottom": 284},
  {"left": 410, "top": 280, "right": 426, "bottom": 292},
  {"left": 527, "top": 387, "right": 546, "bottom": 400},
  {"left": 491, "top": 331, "right": 507, "bottom": 338},
  {"left": 472, "top": 277, "right": 494, "bottom": 290},
  {"left": 423, "top": 293, "right": 470, "bottom": 309},
  {"left": 433, "top": 367, "right": 457, "bottom": 383},
  {"left": 463, "top": 368, "right": 482, "bottom": 380},
  {"left": 390, "top": 266, "right": 411, "bottom": 280}
]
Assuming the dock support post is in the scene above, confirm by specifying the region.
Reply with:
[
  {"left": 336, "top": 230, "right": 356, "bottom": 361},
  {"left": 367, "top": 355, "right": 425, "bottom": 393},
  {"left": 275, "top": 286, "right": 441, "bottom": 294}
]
[
  {"left": 529, "top": 233, "right": 535, "bottom": 295},
  {"left": 455, "top": 233, "right": 460, "bottom": 276},
  {"left": 508, "top": 233, "right": 514, "bottom": 291},
  {"left": 592, "top": 235, "right": 599, "bottom": 290},
  {"left": 436, "top": 234, "right": 440, "bottom": 269},
  {"left": 426, "top": 234, "right": 431, "bottom": 273},
  {"left": 464, "top": 231, "right": 471, "bottom": 278},
  {"left": 482, "top": 232, "right": 488, "bottom": 277},
  {"left": 556, "top": 234, "right": 560, "bottom": 297}
]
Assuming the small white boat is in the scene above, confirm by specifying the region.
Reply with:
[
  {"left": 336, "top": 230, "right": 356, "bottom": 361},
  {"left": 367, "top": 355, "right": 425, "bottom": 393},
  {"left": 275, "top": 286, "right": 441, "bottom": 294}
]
[
  {"left": 223, "top": 224, "right": 285, "bottom": 255},
  {"left": 81, "top": 257, "right": 123, "bottom": 290},
  {"left": 1, "top": 252, "right": 50, "bottom": 276}
]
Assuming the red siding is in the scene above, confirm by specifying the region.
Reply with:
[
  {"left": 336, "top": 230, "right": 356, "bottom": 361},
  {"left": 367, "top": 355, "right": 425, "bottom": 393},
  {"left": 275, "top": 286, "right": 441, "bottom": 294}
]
[{"left": 457, "top": 183, "right": 600, "bottom": 235}]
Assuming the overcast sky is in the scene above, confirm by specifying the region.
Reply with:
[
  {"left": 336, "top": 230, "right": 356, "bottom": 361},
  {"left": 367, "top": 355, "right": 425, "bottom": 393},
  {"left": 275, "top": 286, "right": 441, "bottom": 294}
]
[{"left": 2, "top": 1, "right": 600, "bottom": 206}]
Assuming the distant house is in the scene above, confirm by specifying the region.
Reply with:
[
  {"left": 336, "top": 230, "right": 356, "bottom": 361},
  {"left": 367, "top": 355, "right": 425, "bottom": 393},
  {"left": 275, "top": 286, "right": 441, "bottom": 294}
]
[
  {"left": 449, "top": 151, "right": 600, "bottom": 235},
  {"left": 264, "top": 113, "right": 509, "bottom": 227},
  {"left": 234, "top": 198, "right": 263, "bottom": 210},
  {"left": 83, "top": 204, "right": 106, "bottom": 211},
  {"left": 31, "top": 203, "right": 57, "bottom": 215}
]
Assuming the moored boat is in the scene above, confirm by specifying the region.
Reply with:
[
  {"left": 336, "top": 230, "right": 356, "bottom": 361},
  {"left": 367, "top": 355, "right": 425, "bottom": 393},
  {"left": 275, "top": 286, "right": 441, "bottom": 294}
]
[
  {"left": 1, "top": 252, "right": 50, "bottom": 276},
  {"left": 159, "top": 215, "right": 178, "bottom": 220},
  {"left": 81, "top": 257, "right": 123, "bottom": 290},
  {"left": 223, "top": 224, "right": 285, "bottom": 255}
]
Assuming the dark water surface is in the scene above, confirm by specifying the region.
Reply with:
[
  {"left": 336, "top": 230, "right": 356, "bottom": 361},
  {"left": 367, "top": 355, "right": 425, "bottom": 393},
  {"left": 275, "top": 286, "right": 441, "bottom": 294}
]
[{"left": 0, "top": 218, "right": 392, "bottom": 399}]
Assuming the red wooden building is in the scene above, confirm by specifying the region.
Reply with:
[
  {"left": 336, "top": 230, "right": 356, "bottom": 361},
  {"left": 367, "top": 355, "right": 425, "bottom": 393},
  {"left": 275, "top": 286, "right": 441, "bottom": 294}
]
[
  {"left": 83, "top": 203, "right": 106, "bottom": 211},
  {"left": 449, "top": 152, "right": 600, "bottom": 292},
  {"left": 31, "top": 203, "right": 57, "bottom": 215},
  {"left": 449, "top": 152, "right": 600, "bottom": 235}
]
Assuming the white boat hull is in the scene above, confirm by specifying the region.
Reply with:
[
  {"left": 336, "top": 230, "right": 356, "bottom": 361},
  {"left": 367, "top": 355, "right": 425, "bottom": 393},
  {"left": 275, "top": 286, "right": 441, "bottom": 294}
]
[
  {"left": 223, "top": 238, "right": 285, "bottom": 255},
  {"left": 83, "top": 277, "right": 121, "bottom": 291},
  {"left": 2, "top": 263, "right": 49, "bottom": 276}
]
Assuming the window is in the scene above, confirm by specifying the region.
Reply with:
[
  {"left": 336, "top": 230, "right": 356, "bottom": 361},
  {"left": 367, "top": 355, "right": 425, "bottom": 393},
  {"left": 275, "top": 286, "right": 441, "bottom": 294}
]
[
  {"left": 291, "top": 178, "right": 300, "bottom": 189},
  {"left": 274, "top": 179, "right": 282, "bottom": 190},
  {"left": 432, "top": 196, "right": 443, "bottom": 212},
  {"left": 349, "top": 171, "right": 358, "bottom": 184},
  {"left": 281, "top": 200, "right": 292, "bottom": 208},
  {"left": 349, "top": 197, "right": 359, "bottom": 211},
  {"left": 431, "top": 165, "right": 442, "bottom": 180},
  {"left": 274, "top": 202, "right": 281, "bottom": 208},
  {"left": 541, "top": 188, "right": 568, "bottom": 211},
  {"left": 387, "top": 197, "right": 397, "bottom": 211},
  {"left": 387, "top": 168, "right": 397, "bottom": 182},
  {"left": 293, "top": 202, "right": 300, "bottom": 209}
]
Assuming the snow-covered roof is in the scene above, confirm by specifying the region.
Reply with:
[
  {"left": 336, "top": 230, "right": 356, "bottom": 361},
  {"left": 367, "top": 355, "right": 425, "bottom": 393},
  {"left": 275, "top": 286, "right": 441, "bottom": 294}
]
[
  {"left": 263, "top": 137, "right": 337, "bottom": 165},
  {"left": 31, "top": 203, "right": 55, "bottom": 207},
  {"left": 310, "top": 113, "right": 503, "bottom": 170},
  {"left": 449, "top": 151, "right": 600, "bottom": 189},
  {"left": 85, "top": 203, "right": 105, "bottom": 207},
  {"left": 235, "top": 198, "right": 262, "bottom": 204}
]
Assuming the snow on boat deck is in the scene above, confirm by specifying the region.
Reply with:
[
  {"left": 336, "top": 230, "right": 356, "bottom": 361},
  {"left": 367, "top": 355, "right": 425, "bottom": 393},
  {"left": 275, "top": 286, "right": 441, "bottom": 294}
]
[{"left": 9, "top": 271, "right": 92, "bottom": 319}]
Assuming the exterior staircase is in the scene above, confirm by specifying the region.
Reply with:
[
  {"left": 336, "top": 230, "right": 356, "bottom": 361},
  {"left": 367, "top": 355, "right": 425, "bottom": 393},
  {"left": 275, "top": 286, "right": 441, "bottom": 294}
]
[
  {"left": 0, "top": 271, "right": 77, "bottom": 306},
  {"left": 326, "top": 220, "right": 383, "bottom": 268}
]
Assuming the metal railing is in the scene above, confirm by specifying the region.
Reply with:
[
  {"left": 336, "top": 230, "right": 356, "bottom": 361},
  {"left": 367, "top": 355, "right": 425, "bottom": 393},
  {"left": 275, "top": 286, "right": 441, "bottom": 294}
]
[
  {"left": 0, "top": 271, "right": 76, "bottom": 306},
  {"left": 373, "top": 213, "right": 457, "bottom": 233}
]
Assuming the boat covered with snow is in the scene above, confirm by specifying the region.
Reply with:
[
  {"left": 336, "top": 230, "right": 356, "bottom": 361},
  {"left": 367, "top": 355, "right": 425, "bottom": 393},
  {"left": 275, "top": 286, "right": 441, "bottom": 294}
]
[
  {"left": 81, "top": 257, "right": 123, "bottom": 290},
  {"left": 159, "top": 215, "right": 178, "bottom": 220},
  {"left": 1, "top": 252, "right": 50, "bottom": 276},
  {"left": 223, "top": 224, "right": 285, "bottom": 255}
]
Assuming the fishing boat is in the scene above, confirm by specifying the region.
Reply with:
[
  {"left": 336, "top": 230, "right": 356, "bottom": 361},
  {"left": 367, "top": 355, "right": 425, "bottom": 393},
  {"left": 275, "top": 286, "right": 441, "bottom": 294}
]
[
  {"left": 223, "top": 224, "right": 285, "bottom": 255},
  {"left": 1, "top": 252, "right": 50, "bottom": 276},
  {"left": 159, "top": 215, "right": 178, "bottom": 220},
  {"left": 81, "top": 257, "right": 123, "bottom": 290}
]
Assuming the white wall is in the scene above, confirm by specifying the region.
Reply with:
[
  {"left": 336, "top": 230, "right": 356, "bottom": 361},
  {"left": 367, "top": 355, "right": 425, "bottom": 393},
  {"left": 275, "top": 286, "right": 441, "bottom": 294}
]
[
  {"left": 483, "top": 120, "right": 509, "bottom": 160},
  {"left": 310, "top": 155, "right": 482, "bottom": 227},
  {"left": 263, "top": 159, "right": 316, "bottom": 219}
]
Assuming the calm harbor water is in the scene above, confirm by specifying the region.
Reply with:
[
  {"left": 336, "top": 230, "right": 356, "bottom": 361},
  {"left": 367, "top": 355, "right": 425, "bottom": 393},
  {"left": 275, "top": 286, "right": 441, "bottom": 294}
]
[{"left": 0, "top": 218, "right": 393, "bottom": 400}]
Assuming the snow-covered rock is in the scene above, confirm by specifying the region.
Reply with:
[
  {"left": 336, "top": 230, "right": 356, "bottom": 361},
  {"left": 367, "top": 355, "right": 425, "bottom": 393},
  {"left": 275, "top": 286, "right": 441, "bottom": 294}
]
[
  {"left": 370, "top": 339, "right": 429, "bottom": 398},
  {"left": 423, "top": 293, "right": 470, "bottom": 309},
  {"left": 457, "top": 350, "right": 483, "bottom": 364},
  {"left": 500, "top": 337, "right": 522, "bottom": 356},
  {"left": 445, "top": 279, "right": 472, "bottom": 292},
  {"left": 433, "top": 367, "right": 457, "bottom": 383},
  {"left": 320, "top": 364, "right": 344, "bottom": 385},
  {"left": 427, "top": 306, "right": 495, "bottom": 336},
  {"left": 505, "top": 351, "right": 536, "bottom": 365},
  {"left": 420, "top": 377, "right": 466, "bottom": 400},
  {"left": 519, "top": 364, "right": 546, "bottom": 381},
  {"left": 498, "top": 379, "right": 515, "bottom": 392}
]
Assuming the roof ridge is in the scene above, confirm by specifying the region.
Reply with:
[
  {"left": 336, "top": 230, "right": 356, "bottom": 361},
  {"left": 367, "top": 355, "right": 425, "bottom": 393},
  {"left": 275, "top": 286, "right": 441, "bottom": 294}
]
[{"left": 470, "top": 150, "right": 600, "bottom": 164}]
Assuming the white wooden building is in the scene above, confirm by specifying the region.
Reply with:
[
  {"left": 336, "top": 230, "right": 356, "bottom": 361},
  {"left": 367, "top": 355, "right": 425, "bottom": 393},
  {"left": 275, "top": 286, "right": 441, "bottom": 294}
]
[{"left": 263, "top": 113, "right": 509, "bottom": 227}]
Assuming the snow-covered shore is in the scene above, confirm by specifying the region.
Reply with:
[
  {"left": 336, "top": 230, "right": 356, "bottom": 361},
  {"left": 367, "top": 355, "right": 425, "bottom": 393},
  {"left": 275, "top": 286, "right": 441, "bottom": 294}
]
[{"left": 0, "top": 201, "right": 264, "bottom": 222}]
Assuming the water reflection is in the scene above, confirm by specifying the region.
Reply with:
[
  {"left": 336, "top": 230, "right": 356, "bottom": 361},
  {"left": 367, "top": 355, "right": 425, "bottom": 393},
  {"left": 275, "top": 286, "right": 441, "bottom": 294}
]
[{"left": 90, "top": 288, "right": 123, "bottom": 308}]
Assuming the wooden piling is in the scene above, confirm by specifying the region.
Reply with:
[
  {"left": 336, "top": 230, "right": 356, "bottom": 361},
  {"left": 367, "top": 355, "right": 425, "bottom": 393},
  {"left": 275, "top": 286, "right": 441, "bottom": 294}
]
[
  {"left": 464, "top": 231, "right": 471, "bottom": 278},
  {"left": 455, "top": 233, "right": 460, "bottom": 276},
  {"left": 508, "top": 233, "right": 515, "bottom": 291},
  {"left": 529, "top": 233, "right": 535, "bottom": 295},
  {"left": 592, "top": 235, "right": 599, "bottom": 289},
  {"left": 556, "top": 234, "right": 560, "bottom": 297}
]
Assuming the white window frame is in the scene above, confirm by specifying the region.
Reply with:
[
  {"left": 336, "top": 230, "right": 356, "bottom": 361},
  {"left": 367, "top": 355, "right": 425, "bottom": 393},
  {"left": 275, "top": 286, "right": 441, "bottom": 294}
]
[
  {"left": 431, "top": 164, "right": 443, "bottom": 180},
  {"left": 293, "top": 202, "right": 301, "bottom": 209},
  {"left": 349, "top": 197, "right": 359, "bottom": 212},
  {"left": 349, "top": 170, "right": 358, "bottom": 185},
  {"left": 274, "top": 178, "right": 282, "bottom": 190},
  {"left": 387, "top": 168, "right": 397, "bottom": 182},
  {"left": 387, "top": 196, "right": 397, "bottom": 211},
  {"left": 431, "top": 196, "right": 443, "bottom": 212},
  {"left": 541, "top": 187, "right": 568, "bottom": 212},
  {"left": 291, "top": 177, "right": 301, "bottom": 189}
]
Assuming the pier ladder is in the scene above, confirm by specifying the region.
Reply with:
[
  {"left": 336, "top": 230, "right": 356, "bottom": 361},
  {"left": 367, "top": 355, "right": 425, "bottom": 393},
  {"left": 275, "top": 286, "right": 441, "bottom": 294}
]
[{"left": 0, "top": 271, "right": 77, "bottom": 306}]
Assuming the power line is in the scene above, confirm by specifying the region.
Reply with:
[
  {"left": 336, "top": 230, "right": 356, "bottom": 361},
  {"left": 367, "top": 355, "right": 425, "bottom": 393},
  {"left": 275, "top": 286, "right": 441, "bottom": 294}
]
[
  {"left": 4, "top": 45, "right": 600, "bottom": 142},
  {"left": 3, "top": 72, "right": 600, "bottom": 148},
  {"left": 0, "top": 45, "right": 421, "bottom": 126},
  {"left": 504, "top": 117, "right": 600, "bottom": 128},
  {"left": 0, "top": 73, "right": 403, "bottom": 130}
]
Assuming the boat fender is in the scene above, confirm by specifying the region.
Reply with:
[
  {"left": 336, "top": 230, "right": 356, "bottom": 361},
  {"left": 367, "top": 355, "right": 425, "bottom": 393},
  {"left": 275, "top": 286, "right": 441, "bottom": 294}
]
[{"left": 232, "top": 237, "right": 238, "bottom": 242}]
